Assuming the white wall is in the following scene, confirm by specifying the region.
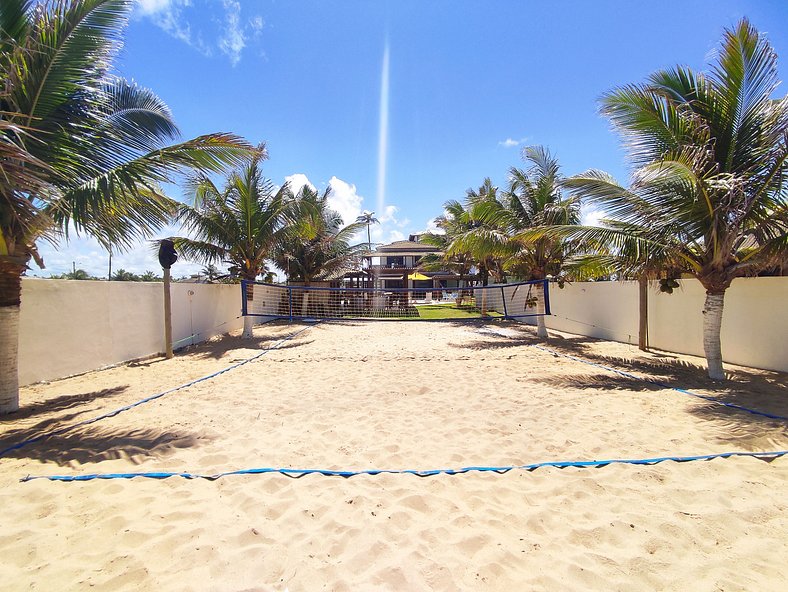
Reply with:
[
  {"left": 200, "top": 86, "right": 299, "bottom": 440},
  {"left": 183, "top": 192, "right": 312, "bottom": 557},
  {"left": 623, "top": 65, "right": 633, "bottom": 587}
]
[
  {"left": 18, "top": 279, "right": 247, "bottom": 385},
  {"left": 525, "top": 278, "right": 788, "bottom": 373},
  {"left": 17, "top": 277, "right": 788, "bottom": 383}
]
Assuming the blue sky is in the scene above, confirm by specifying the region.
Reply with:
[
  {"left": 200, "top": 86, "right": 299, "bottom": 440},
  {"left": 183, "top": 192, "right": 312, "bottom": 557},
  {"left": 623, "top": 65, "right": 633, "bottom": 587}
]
[{"left": 35, "top": 0, "right": 788, "bottom": 278}]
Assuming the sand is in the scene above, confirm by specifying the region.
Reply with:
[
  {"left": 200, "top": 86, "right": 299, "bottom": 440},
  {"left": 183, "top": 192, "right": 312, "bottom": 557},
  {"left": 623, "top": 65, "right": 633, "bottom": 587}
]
[{"left": 1, "top": 320, "right": 786, "bottom": 591}]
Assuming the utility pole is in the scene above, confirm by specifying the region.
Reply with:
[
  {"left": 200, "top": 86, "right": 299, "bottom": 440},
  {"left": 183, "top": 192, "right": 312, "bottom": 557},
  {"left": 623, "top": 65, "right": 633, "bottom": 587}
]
[{"left": 108, "top": 246, "right": 112, "bottom": 281}]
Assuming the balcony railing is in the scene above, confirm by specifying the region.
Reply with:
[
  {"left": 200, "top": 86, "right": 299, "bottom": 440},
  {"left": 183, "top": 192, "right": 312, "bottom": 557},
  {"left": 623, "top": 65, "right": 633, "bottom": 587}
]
[{"left": 369, "top": 263, "right": 416, "bottom": 270}]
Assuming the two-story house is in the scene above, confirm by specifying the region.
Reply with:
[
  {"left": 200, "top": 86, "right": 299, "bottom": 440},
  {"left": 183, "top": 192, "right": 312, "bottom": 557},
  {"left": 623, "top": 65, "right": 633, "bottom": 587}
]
[{"left": 364, "top": 235, "right": 468, "bottom": 295}]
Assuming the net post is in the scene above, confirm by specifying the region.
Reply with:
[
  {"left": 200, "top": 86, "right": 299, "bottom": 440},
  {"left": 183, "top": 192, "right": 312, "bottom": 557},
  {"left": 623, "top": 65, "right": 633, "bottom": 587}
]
[
  {"left": 241, "top": 280, "right": 248, "bottom": 316},
  {"left": 501, "top": 285, "right": 508, "bottom": 318},
  {"left": 542, "top": 279, "right": 551, "bottom": 315},
  {"left": 288, "top": 286, "right": 293, "bottom": 322}
]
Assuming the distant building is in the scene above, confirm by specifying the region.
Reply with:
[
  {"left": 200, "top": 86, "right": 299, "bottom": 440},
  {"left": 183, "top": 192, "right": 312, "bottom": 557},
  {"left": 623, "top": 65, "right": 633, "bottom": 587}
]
[{"left": 362, "top": 235, "right": 469, "bottom": 293}]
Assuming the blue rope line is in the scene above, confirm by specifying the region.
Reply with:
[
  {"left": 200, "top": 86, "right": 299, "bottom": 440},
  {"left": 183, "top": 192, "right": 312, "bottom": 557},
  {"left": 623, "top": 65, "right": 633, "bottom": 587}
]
[
  {"left": 20, "top": 450, "right": 788, "bottom": 482},
  {"left": 528, "top": 344, "right": 788, "bottom": 421},
  {"left": 0, "top": 325, "right": 314, "bottom": 458}
]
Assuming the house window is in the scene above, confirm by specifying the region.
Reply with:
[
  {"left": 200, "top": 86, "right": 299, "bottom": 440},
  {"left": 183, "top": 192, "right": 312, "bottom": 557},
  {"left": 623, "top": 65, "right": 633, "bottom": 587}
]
[{"left": 386, "top": 256, "right": 404, "bottom": 268}]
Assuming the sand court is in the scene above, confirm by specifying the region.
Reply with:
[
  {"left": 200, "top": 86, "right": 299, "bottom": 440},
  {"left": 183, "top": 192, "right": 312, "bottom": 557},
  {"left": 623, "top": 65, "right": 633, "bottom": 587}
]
[{"left": 1, "top": 320, "right": 786, "bottom": 590}]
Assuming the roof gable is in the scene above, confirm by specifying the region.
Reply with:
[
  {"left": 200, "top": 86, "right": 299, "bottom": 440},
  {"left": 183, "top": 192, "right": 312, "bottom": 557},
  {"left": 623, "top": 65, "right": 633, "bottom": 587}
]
[{"left": 372, "top": 240, "right": 438, "bottom": 255}]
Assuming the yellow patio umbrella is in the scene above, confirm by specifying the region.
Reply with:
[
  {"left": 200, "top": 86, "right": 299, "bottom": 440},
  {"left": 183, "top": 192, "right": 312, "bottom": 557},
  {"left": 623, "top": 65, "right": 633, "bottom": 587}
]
[{"left": 407, "top": 272, "right": 431, "bottom": 281}]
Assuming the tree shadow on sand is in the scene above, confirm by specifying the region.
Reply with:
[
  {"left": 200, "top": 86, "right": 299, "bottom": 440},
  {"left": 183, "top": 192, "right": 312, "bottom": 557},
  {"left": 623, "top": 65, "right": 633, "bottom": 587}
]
[
  {"left": 1, "top": 386, "right": 207, "bottom": 468},
  {"left": 0, "top": 386, "right": 129, "bottom": 425},
  {"left": 453, "top": 323, "right": 788, "bottom": 449},
  {"left": 1, "top": 422, "right": 206, "bottom": 467},
  {"left": 185, "top": 335, "right": 315, "bottom": 361},
  {"left": 122, "top": 331, "right": 315, "bottom": 364}
]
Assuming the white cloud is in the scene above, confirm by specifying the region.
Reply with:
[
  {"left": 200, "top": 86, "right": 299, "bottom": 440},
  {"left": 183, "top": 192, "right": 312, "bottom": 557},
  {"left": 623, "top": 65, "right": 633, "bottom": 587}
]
[
  {"left": 327, "top": 176, "right": 364, "bottom": 226},
  {"left": 136, "top": 0, "right": 176, "bottom": 15},
  {"left": 281, "top": 174, "right": 411, "bottom": 246},
  {"left": 284, "top": 173, "right": 315, "bottom": 196},
  {"left": 368, "top": 205, "right": 412, "bottom": 244},
  {"left": 134, "top": 0, "right": 264, "bottom": 65},
  {"left": 218, "top": 0, "right": 245, "bottom": 66},
  {"left": 284, "top": 173, "right": 366, "bottom": 229},
  {"left": 249, "top": 15, "right": 264, "bottom": 36},
  {"left": 498, "top": 136, "right": 530, "bottom": 148},
  {"left": 378, "top": 204, "right": 398, "bottom": 223},
  {"left": 32, "top": 223, "right": 209, "bottom": 279},
  {"left": 581, "top": 206, "right": 604, "bottom": 227},
  {"left": 416, "top": 217, "right": 444, "bottom": 235},
  {"left": 134, "top": 0, "right": 212, "bottom": 56}
]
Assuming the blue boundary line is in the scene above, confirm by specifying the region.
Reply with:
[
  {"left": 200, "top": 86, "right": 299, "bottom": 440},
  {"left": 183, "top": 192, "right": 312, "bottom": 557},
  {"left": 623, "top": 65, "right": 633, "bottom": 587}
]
[
  {"left": 20, "top": 450, "right": 788, "bottom": 482},
  {"left": 0, "top": 325, "right": 314, "bottom": 458},
  {"left": 528, "top": 344, "right": 788, "bottom": 421}
]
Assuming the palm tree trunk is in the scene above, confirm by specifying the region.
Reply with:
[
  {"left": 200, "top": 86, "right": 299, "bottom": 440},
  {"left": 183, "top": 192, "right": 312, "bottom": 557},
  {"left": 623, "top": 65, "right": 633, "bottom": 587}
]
[
  {"left": 702, "top": 291, "right": 726, "bottom": 380},
  {"left": 534, "top": 271, "right": 548, "bottom": 338},
  {"left": 0, "top": 259, "right": 24, "bottom": 414},
  {"left": 242, "top": 314, "right": 255, "bottom": 338},
  {"left": 535, "top": 295, "right": 548, "bottom": 338},
  {"left": 301, "top": 281, "right": 311, "bottom": 317}
]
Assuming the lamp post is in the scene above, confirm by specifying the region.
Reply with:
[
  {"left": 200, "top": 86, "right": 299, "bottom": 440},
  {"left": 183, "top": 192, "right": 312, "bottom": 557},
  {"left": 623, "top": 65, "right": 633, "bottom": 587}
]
[{"left": 158, "top": 239, "right": 178, "bottom": 359}]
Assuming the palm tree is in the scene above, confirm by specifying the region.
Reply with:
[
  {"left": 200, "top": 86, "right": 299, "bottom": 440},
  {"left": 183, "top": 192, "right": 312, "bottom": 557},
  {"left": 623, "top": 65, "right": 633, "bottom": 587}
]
[
  {"left": 274, "top": 186, "right": 367, "bottom": 315},
  {"left": 558, "top": 19, "right": 788, "bottom": 379},
  {"left": 0, "top": 0, "right": 254, "bottom": 413},
  {"left": 355, "top": 211, "right": 379, "bottom": 249},
  {"left": 507, "top": 147, "right": 581, "bottom": 336},
  {"left": 200, "top": 264, "right": 221, "bottom": 283},
  {"left": 111, "top": 268, "right": 138, "bottom": 281},
  {"left": 139, "top": 270, "right": 161, "bottom": 282},
  {"left": 559, "top": 214, "right": 690, "bottom": 351},
  {"left": 453, "top": 179, "right": 511, "bottom": 286},
  {"left": 449, "top": 149, "right": 581, "bottom": 335},
  {"left": 420, "top": 199, "right": 477, "bottom": 305},
  {"left": 52, "top": 268, "right": 93, "bottom": 280},
  {"left": 173, "top": 148, "right": 290, "bottom": 337},
  {"left": 426, "top": 180, "right": 515, "bottom": 312}
]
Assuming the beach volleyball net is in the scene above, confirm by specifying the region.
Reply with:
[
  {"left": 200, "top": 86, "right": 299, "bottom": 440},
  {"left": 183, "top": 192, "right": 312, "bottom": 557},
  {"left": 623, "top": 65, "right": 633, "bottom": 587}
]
[{"left": 241, "top": 279, "right": 550, "bottom": 321}]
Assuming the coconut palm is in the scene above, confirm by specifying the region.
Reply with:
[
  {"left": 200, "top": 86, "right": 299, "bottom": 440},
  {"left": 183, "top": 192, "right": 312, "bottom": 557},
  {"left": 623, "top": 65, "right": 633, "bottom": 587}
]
[
  {"left": 111, "top": 268, "right": 138, "bottom": 281},
  {"left": 0, "top": 0, "right": 254, "bottom": 413},
  {"left": 456, "top": 179, "right": 511, "bottom": 286},
  {"left": 173, "top": 148, "right": 291, "bottom": 337},
  {"left": 448, "top": 149, "right": 581, "bottom": 335},
  {"left": 139, "top": 270, "right": 161, "bottom": 282},
  {"left": 556, "top": 19, "right": 788, "bottom": 379},
  {"left": 419, "top": 199, "right": 478, "bottom": 305},
  {"left": 200, "top": 264, "right": 221, "bottom": 283},
  {"left": 52, "top": 268, "right": 94, "bottom": 280},
  {"left": 355, "top": 211, "right": 379, "bottom": 248},
  {"left": 506, "top": 147, "right": 581, "bottom": 336},
  {"left": 444, "top": 180, "right": 519, "bottom": 313},
  {"left": 273, "top": 186, "right": 367, "bottom": 315}
]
